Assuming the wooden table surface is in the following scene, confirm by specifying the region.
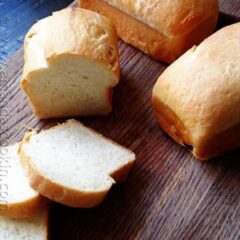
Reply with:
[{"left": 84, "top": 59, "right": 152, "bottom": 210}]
[{"left": 1, "top": 1, "right": 240, "bottom": 239}]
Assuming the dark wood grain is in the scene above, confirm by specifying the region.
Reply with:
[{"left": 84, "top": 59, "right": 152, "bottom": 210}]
[
  {"left": 219, "top": 0, "right": 240, "bottom": 16},
  {"left": 1, "top": 1, "right": 240, "bottom": 239}
]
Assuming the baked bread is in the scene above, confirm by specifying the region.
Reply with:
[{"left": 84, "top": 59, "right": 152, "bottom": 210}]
[
  {"left": 19, "top": 119, "right": 136, "bottom": 208},
  {"left": 152, "top": 23, "right": 240, "bottom": 160},
  {"left": 0, "top": 144, "right": 42, "bottom": 218},
  {"left": 79, "top": 0, "right": 219, "bottom": 63},
  {"left": 21, "top": 7, "right": 120, "bottom": 119},
  {"left": 0, "top": 207, "right": 48, "bottom": 240}
]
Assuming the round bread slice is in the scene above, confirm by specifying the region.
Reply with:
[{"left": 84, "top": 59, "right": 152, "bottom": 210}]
[
  {"left": 0, "top": 144, "right": 43, "bottom": 218},
  {"left": 19, "top": 119, "right": 136, "bottom": 208},
  {"left": 0, "top": 207, "right": 48, "bottom": 240}
]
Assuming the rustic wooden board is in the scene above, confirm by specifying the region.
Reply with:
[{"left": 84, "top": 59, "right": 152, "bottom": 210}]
[{"left": 1, "top": 1, "right": 240, "bottom": 239}]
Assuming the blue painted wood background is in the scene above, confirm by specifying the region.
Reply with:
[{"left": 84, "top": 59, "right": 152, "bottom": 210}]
[{"left": 0, "top": 0, "right": 73, "bottom": 63}]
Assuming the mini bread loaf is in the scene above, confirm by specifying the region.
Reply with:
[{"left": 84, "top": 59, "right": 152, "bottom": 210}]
[
  {"left": 79, "top": 0, "right": 219, "bottom": 63},
  {"left": 0, "top": 144, "right": 43, "bottom": 218},
  {"left": 152, "top": 23, "right": 240, "bottom": 160},
  {"left": 21, "top": 8, "right": 120, "bottom": 119},
  {"left": 19, "top": 119, "right": 135, "bottom": 208}
]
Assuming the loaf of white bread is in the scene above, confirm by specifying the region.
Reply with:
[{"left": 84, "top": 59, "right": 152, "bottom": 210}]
[
  {"left": 0, "top": 144, "right": 43, "bottom": 218},
  {"left": 79, "top": 0, "right": 219, "bottom": 63},
  {"left": 152, "top": 23, "right": 240, "bottom": 160},
  {"left": 19, "top": 119, "right": 136, "bottom": 208},
  {"left": 21, "top": 8, "right": 120, "bottom": 119}
]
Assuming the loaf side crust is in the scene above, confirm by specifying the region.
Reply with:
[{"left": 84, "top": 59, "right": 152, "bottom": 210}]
[
  {"left": 0, "top": 196, "right": 45, "bottom": 219},
  {"left": 194, "top": 122, "right": 240, "bottom": 160},
  {"left": 79, "top": 0, "right": 218, "bottom": 62},
  {"left": 80, "top": 0, "right": 218, "bottom": 37},
  {"left": 153, "top": 96, "right": 240, "bottom": 160}
]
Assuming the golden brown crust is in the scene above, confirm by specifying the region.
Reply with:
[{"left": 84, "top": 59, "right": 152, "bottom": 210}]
[
  {"left": 0, "top": 196, "right": 45, "bottom": 219},
  {"left": 152, "top": 23, "right": 240, "bottom": 160},
  {"left": 152, "top": 97, "right": 192, "bottom": 147},
  {"left": 22, "top": 7, "right": 120, "bottom": 80},
  {"left": 195, "top": 122, "right": 240, "bottom": 160},
  {"left": 153, "top": 96, "right": 240, "bottom": 160},
  {"left": 101, "top": 0, "right": 218, "bottom": 36},
  {"left": 79, "top": 0, "right": 218, "bottom": 63}
]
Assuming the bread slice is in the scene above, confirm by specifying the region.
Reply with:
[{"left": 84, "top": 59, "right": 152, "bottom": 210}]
[
  {"left": 21, "top": 8, "right": 120, "bottom": 119},
  {"left": 0, "top": 144, "right": 43, "bottom": 218},
  {"left": 0, "top": 207, "right": 48, "bottom": 240},
  {"left": 19, "top": 119, "right": 136, "bottom": 208}
]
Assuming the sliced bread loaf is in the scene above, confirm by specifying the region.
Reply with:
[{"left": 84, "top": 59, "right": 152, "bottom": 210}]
[
  {"left": 0, "top": 144, "right": 43, "bottom": 218},
  {"left": 0, "top": 207, "right": 48, "bottom": 240},
  {"left": 19, "top": 119, "right": 136, "bottom": 208},
  {"left": 21, "top": 8, "right": 120, "bottom": 119}
]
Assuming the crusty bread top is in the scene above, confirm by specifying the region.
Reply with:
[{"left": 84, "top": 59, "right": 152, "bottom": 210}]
[
  {"left": 23, "top": 7, "right": 119, "bottom": 81},
  {"left": 95, "top": 0, "right": 218, "bottom": 36},
  {"left": 153, "top": 23, "right": 240, "bottom": 147}
]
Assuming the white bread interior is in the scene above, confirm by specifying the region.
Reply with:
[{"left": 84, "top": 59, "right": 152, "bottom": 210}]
[
  {"left": 21, "top": 8, "right": 120, "bottom": 119},
  {"left": 19, "top": 119, "right": 136, "bottom": 208},
  {"left": 0, "top": 207, "right": 48, "bottom": 240},
  {"left": 0, "top": 144, "right": 42, "bottom": 218},
  {"left": 152, "top": 23, "right": 240, "bottom": 160}
]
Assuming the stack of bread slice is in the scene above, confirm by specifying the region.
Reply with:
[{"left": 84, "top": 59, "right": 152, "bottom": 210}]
[
  {"left": 0, "top": 120, "right": 135, "bottom": 239},
  {"left": 0, "top": 144, "right": 48, "bottom": 239}
]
